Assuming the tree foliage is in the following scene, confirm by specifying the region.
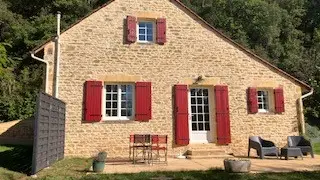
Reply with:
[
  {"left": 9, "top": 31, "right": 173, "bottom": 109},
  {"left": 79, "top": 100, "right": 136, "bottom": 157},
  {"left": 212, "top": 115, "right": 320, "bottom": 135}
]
[
  {"left": 0, "top": 0, "right": 319, "bottom": 128},
  {"left": 182, "top": 0, "right": 320, "bottom": 129},
  {"left": 0, "top": 0, "right": 97, "bottom": 121}
]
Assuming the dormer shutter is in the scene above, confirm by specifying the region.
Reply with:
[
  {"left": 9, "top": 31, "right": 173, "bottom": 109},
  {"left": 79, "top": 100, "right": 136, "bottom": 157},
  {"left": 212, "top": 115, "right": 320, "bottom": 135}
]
[
  {"left": 156, "top": 18, "right": 166, "bottom": 44},
  {"left": 274, "top": 88, "right": 285, "bottom": 113},
  {"left": 127, "top": 16, "right": 137, "bottom": 43}
]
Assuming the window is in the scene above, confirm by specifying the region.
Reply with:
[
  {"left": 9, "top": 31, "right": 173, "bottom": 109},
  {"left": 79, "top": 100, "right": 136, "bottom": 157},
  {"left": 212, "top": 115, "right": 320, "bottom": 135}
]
[
  {"left": 103, "top": 84, "right": 134, "bottom": 120},
  {"left": 137, "top": 21, "right": 154, "bottom": 43},
  {"left": 257, "top": 90, "right": 269, "bottom": 113},
  {"left": 190, "top": 88, "right": 210, "bottom": 131}
]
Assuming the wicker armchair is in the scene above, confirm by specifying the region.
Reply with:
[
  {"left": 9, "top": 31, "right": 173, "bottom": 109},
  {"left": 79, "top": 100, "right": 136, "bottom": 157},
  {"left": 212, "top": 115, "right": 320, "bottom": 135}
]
[
  {"left": 248, "top": 136, "right": 279, "bottom": 159},
  {"left": 288, "top": 136, "right": 314, "bottom": 158}
]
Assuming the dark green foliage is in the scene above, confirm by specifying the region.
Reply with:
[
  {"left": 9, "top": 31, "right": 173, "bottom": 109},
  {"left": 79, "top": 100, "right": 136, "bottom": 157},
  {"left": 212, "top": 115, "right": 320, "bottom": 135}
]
[
  {"left": 0, "top": 0, "right": 319, "bottom": 131},
  {"left": 182, "top": 0, "right": 320, "bottom": 133},
  {"left": 0, "top": 0, "right": 99, "bottom": 122}
]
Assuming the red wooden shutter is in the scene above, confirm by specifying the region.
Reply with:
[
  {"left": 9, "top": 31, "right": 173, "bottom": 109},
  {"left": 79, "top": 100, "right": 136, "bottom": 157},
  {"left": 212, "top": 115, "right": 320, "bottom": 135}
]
[
  {"left": 156, "top": 18, "right": 166, "bottom": 44},
  {"left": 215, "top": 85, "right": 231, "bottom": 145},
  {"left": 248, "top": 87, "right": 258, "bottom": 114},
  {"left": 127, "top": 16, "right": 137, "bottom": 43},
  {"left": 135, "top": 82, "right": 152, "bottom": 121},
  {"left": 84, "top": 81, "right": 102, "bottom": 122},
  {"left": 274, "top": 87, "right": 285, "bottom": 113},
  {"left": 175, "top": 85, "right": 189, "bottom": 145}
]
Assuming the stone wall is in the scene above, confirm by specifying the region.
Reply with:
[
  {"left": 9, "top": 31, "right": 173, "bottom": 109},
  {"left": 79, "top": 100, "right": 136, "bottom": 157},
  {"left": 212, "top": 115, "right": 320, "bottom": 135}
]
[
  {"left": 42, "top": 0, "right": 303, "bottom": 157},
  {"left": 0, "top": 119, "right": 33, "bottom": 145}
]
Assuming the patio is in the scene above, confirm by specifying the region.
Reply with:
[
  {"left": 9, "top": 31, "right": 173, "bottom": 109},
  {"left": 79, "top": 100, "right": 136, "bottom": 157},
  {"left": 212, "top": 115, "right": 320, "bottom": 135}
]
[{"left": 100, "top": 155, "right": 320, "bottom": 174}]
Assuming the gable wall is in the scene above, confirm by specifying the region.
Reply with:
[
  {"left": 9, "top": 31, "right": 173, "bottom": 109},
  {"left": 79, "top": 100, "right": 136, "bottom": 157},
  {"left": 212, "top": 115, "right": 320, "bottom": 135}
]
[{"left": 44, "top": 0, "right": 303, "bottom": 157}]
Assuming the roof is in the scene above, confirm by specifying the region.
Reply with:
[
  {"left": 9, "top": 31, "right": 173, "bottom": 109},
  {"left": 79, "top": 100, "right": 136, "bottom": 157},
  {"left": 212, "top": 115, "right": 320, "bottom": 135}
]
[{"left": 31, "top": 0, "right": 312, "bottom": 91}]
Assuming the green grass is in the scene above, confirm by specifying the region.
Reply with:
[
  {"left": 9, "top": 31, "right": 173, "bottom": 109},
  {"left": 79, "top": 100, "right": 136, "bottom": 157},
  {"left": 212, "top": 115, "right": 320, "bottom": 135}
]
[
  {"left": 35, "top": 157, "right": 92, "bottom": 180},
  {"left": 0, "top": 144, "right": 33, "bottom": 180},
  {"left": 1, "top": 145, "right": 320, "bottom": 180},
  {"left": 0, "top": 145, "right": 33, "bottom": 173},
  {"left": 0, "top": 145, "right": 14, "bottom": 152},
  {"left": 82, "top": 171, "right": 320, "bottom": 180},
  {"left": 314, "top": 142, "right": 320, "bottom": 154}
]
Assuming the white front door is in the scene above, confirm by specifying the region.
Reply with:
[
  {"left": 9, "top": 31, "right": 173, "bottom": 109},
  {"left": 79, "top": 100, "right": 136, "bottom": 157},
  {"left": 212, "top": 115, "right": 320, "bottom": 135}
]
[{"left": 189, "top": 88, "right": 213, "bottom": 143}]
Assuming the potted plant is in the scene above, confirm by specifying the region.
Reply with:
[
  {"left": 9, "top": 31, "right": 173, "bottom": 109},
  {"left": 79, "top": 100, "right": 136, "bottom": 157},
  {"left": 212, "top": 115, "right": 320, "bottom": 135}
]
[
  {"left": 92, "top": 151, "right": 107, "bottom": 173},
  {"left": 224, "top": 158, "right": 251, "bottom": 173}
]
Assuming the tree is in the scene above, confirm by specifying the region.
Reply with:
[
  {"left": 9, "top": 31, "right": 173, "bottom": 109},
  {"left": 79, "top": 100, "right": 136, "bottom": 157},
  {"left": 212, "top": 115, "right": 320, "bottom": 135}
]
[{"left": 0, "top": 0, "right": 319, "bottom": 128}]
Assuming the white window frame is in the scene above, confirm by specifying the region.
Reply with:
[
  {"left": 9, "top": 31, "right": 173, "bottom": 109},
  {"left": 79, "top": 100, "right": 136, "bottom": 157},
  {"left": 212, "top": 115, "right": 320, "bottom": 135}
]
[
  {"left": 102, "top": 83, "right": 135, "bottom": 121},
  {"left": 257, "top": 89, "right": 270, "bottom": 113},
  {"left": 136, "top": 20, "right": 155, "bottom": 43}
]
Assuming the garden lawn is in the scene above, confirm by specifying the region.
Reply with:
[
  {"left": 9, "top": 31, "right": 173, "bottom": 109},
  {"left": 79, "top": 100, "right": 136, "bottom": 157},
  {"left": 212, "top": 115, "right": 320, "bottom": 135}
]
[
  {"left": 314, "top": 142, "right": 320, "bottom": 154},
  {"left": 36, "top": 160, "right": 320, "bottom": 180},
  {"left": 1, "top": 145, "right": 320, "bottom": 180},
  {"left": 0, "top": 144, "right": 33, "bottom": 180}
]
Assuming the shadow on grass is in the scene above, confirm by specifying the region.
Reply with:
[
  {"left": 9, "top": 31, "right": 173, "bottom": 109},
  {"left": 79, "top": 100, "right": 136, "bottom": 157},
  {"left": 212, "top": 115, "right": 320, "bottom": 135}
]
[
  {"left": 81, "top": 169, "right": 243, "bottom": 180},
  {"left": 0, "top": 145, "right": 33, "bottom": 174},
  {"left": 80, "top": 169, "right": 320, "bottom": 180}
]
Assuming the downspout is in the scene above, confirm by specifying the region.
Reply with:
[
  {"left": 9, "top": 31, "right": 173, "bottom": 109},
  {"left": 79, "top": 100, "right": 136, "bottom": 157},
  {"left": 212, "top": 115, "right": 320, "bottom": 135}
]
[
  {"left": 31, "top": 53, "right": 49, "bottom": 93},
  {"left": 54, "top": 11, "right": 61, "bottom": 98},
  {"left": 299, "top": 88, "right": 314, "bottom": 134}
]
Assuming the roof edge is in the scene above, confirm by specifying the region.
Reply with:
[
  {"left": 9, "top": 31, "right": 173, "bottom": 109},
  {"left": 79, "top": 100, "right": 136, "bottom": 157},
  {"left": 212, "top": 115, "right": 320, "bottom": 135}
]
[
  {"left": 31, "top": 0, "right": 116, "bottom": 53},
  {"left": 31, "top": 0, "right": 311, "bottom": 91},
  {"left": 170, "top": 0, "right": 311, "bottom": 91}
]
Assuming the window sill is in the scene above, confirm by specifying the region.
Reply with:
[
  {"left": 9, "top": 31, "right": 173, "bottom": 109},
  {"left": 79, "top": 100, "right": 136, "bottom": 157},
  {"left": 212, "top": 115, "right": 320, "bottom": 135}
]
[
  {"left": 100, "top": 120, "right": 136, "bottom": 124},
  {"left": 137, "top": 41, "right": 154, "bottom": 45},
  {"left": 82, "top": 119, "right": 150, "bottom": 124},
  {"left": 256, "top": 111, "right": 276, "bottom": 115},
  {"left": 81, "top": 120, "right": 135, "bottom": 124}
]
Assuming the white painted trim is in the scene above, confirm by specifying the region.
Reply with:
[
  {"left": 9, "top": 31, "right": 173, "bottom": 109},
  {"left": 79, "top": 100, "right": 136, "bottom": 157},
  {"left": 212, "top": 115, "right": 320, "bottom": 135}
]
[
  {"left": 31, "top": 53, "right": 48, "bottom": 93},
  {"left": 188, "top": 89, "right": 192, "bottom": 142},
  {"left": 299, "top": 88, "right": 314, "bottom": 134},
  {"left": 55, "top": 12, "right": 61, "bottom": 98},
  {"left": 188, "top": 87, "right": 213, "bottom": 143},
  {"left": 136, "top": 20, "right": 155, "bottom": 43},
  {"left": 258, "top": 109, "right": 269, "bottom": 113},
  {"left": 102, "top": 83, "right": 135, "bottom": 121},
  {"left": 257, "top": 89, "right": 271, "bottom": 113}
]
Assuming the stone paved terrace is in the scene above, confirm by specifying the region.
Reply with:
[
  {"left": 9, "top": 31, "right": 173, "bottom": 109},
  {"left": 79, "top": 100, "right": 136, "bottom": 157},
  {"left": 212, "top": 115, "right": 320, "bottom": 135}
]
[{"left": 99, "top": 155, "right": 320, "bottom": 174}]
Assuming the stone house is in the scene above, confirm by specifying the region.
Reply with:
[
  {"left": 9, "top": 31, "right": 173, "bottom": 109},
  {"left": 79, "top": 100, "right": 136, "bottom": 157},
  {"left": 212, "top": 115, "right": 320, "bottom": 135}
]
[{"left": 31, "top": 0, "right": 312, "bottom": 158}]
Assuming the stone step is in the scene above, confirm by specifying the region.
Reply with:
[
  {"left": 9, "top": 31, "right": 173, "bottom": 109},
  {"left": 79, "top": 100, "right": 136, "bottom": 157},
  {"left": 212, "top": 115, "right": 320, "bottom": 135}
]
[
  {"left": 187, "top": 149, "right": 226, "bottom": 156},
  {"left": 187, "top": 143, "right": 226, "bottom": 150},
  {"left": 186, "top": 154, "right": 234, "bottom": 159}
]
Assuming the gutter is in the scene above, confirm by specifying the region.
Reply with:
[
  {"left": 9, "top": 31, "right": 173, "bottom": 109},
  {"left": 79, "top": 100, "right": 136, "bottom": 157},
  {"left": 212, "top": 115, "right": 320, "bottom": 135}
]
[
  {"left": 30, "top": 12, "right": 61, "bottom": 97},
  {"left": 299, "top": 88, "right": 314, "bottom": 134},
  {"left": 31, "top": 53, "right": 49, "bottom": 93},
  {"left": 55, "top": 11, "right": 61, "bottom": 98}
]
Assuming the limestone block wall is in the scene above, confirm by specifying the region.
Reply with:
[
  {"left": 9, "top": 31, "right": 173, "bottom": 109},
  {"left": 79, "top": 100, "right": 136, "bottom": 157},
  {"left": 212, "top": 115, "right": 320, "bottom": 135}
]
[{"left": 42, "top": 0, "right": 303, "bottom": 157}]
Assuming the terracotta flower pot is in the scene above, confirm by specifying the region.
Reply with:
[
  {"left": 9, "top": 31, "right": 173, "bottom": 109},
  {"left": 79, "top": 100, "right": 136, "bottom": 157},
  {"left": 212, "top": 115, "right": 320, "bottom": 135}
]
[{"left": 224, "top": 159, "right": 251, "bottom": 173}]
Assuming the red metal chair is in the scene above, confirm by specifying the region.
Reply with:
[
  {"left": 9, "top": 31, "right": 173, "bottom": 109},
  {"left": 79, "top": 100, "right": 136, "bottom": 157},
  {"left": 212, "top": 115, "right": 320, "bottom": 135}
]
[
  {"left": 129, "top": 134, "right": 134, "bottom": 160},
  {"left": 129, "top": 134, "right": 151, "bottom": 164},
  {"left": 151, "top": 135, "right": 168, "bottom": 164}
]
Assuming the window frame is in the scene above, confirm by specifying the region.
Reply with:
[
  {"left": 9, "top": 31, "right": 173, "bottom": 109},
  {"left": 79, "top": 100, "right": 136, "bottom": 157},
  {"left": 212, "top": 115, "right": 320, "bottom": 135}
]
[
  {"left": 102, "top": 83, "right": 135, "bottom": 121},
  {"left": 189, "top": 88, "right": 211, "bottom": 132},
  {"left": 136, "top": 20, "right": 155, "bottom": 43},
  {"left": 257, "top": 89, "right": 272, "bottom": 113}
]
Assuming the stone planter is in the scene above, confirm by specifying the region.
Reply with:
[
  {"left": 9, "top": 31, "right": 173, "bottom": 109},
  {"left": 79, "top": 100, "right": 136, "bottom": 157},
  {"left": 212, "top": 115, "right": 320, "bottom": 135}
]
[
  {"left": 92, "top": 161, "right": 105, "bottom": 173},
  {"left": 224, "top": 159, "right": 251, "bottom": 173},
  {"left": 92, "top": 151, "right": 107, "bottom": 173}
]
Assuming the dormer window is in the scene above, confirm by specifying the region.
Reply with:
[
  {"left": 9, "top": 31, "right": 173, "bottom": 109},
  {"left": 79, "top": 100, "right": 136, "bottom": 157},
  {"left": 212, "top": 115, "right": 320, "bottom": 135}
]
[
  {"left": 257, "top": 90, "right": 270, "bottom": 113},
  {"left": 137, "top": 21, "right": 154, "bottom": 43},
  {"left": 126, "top": 16, "right": 166, "bottom": 44}
]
